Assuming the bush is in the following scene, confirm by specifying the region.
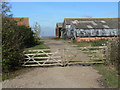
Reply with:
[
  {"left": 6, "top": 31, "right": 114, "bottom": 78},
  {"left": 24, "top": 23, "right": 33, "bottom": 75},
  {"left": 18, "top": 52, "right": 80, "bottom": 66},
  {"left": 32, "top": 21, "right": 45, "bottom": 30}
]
[
  {"left": 105, "top": 39, "right": 119, "bottom": 71},
  {"left": 17, "top": 25, "right": 36, "bottom": 48},
  {"left": 91, "top": 39, "right": 107, "bottom": 46},
  {"left": 1, "top": 2, "right": 37, "bottom": 73},
  {"left": 2, "top": 17, "right": 36, "bottom": 72},
  {"left": 72, "top": 39, "right": 108, "bottom": 47}
]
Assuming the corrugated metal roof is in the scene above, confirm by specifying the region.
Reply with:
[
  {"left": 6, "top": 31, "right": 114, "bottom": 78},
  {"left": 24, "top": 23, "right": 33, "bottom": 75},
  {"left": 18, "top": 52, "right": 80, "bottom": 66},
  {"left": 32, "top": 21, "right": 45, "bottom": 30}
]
[
  {"left": 87, "top": 25, "right": 93, "bottom": 28},
  {"left": 64, "top": 18, "right": 118, "bottom": 29}
]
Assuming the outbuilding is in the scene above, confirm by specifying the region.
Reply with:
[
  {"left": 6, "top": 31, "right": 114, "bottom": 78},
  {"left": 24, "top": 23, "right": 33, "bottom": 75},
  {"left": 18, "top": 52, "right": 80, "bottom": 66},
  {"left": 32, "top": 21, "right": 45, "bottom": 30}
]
[
  {"left": 61, "top": 18, "right": 118, "bottom": 41},
  {"left": 56, "top": 23, "right": 63, "bottom": 38}
]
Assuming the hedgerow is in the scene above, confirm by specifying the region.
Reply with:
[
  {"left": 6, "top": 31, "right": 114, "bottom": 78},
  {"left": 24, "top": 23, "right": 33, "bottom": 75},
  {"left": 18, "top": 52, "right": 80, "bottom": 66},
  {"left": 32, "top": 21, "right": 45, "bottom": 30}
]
[{"left": 2, "top": 2, "right": 36, "bottom": 72}]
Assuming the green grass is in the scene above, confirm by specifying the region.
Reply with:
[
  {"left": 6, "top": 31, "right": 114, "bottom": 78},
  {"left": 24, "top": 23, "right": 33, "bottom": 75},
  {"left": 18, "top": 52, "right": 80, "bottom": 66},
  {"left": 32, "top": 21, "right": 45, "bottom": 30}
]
[
  {"left": 93, "top": 64, "right": 119, "bottom": 88},
  {"left": 24, "top": 50, "right": 50, "bottom": 54},
  {"left": 34, "top": 55, "right": 48, "bottom": 57},
  {"left": 50, "top": 37, "right": 62, "bottom": 40},
  {"left": 72, "top": 40, "right": 92, "bottom": 47},
  {"left": 0, "top": 75, "right": 2, "bottom": 82},
  {"left": 26, "top": 42, "right": 50, "bottom": 50}
]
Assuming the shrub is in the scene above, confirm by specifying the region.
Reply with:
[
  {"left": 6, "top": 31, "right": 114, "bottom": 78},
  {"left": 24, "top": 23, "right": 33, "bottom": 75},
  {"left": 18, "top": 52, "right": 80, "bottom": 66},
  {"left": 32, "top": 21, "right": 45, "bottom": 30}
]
[
  {"left": 91, "top": 39, "right": 107, "bottom": 46},
  {"left": 105, "top": 39, "right": 119, "bottom": 71},
  {"left": 2, "top": 2, "right": 37, "bottom": 72},
  {"left": 17, "top": 25, "right": 36, "bottom": 48},
  {"left": 2, "top": 17, "right": 36, "bottom": 72}
]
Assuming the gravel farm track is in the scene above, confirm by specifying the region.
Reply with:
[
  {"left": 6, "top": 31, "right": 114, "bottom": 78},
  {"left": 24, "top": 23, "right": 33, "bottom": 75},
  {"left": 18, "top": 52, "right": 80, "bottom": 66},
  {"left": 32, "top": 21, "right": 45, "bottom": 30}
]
[{"left": 2, "top": 39, "right": 106, "bottom": 88}]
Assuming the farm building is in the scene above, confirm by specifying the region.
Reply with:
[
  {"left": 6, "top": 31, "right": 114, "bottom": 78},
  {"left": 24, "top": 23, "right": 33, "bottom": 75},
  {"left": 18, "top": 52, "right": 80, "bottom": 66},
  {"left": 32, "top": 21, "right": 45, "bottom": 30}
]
[
  {"left": 12, "top": 17, "right": 29, "bottom": 27},
  {"left": 57, "top": 18, "right": 119, "bottom": 41},
  {"left": 56, "top": 23, "right": 63, "bottom": 38}
]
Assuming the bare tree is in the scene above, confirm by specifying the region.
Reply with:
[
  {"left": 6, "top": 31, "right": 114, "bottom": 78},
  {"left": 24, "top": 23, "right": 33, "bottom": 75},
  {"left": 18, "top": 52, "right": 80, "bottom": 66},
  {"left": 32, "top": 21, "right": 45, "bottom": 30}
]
[
  {"left": 1, "top": 2, "right": 13, "bottom": 17},
  {"left": 32, "top": 22, "right": 41, "bottom": 41}
]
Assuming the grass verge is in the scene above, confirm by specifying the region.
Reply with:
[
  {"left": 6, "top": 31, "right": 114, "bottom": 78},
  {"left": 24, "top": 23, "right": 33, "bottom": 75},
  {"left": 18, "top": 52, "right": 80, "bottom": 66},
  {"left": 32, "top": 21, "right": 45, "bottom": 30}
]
[
  {"left": 0, "top": 75, "right": 2, "bottom": 82},
  {"left": 26, "top": 42, "right": 50, "bottom": 50},
  {"left": 93, "top": 64, "right": 119, "bottom": 88},
  {"left": 50, "top": 37, "right": 62, "bottom": 40},
  {"left": 72, "top": 39, "right": 119, "bottom": 88},
  {"left": 2, "top": 67, "right": 35, "bottom": 81}
]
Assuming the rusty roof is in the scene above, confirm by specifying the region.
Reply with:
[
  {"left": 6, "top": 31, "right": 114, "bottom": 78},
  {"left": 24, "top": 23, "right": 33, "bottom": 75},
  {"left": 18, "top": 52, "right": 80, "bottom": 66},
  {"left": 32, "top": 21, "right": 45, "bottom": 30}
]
[{"left": 13, "top": 17, "right": 29, "bottom": 27}]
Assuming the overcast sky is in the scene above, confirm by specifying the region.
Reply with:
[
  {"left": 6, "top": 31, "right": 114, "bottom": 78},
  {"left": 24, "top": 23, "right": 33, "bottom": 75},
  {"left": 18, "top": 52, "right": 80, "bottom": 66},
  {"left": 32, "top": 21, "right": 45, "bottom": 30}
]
[{"left": 10, "top": 2, "right": 118, "bottom": 37}]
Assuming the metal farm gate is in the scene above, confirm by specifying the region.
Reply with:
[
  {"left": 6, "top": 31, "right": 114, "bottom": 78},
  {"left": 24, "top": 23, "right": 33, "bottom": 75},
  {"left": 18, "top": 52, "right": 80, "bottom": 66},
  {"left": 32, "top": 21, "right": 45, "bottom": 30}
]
[{"left": 22, "top": 46, "right": 107, "bottom": 67}]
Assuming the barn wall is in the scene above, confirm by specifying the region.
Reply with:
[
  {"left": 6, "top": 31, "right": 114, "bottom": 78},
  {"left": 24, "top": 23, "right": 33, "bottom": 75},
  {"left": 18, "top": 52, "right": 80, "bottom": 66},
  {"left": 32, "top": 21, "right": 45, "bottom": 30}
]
[
  {"left": 63, "top": 23, "right": 118, "bottom": 39},
  {"left": 75, "top": 29, "right": 118, "bottom": 37},
  {"left": 56, "top": 28, "right": 59, "bottom": 37},
  {"left": 65, "top": 24, "right": 73, "bottom": 39}
]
